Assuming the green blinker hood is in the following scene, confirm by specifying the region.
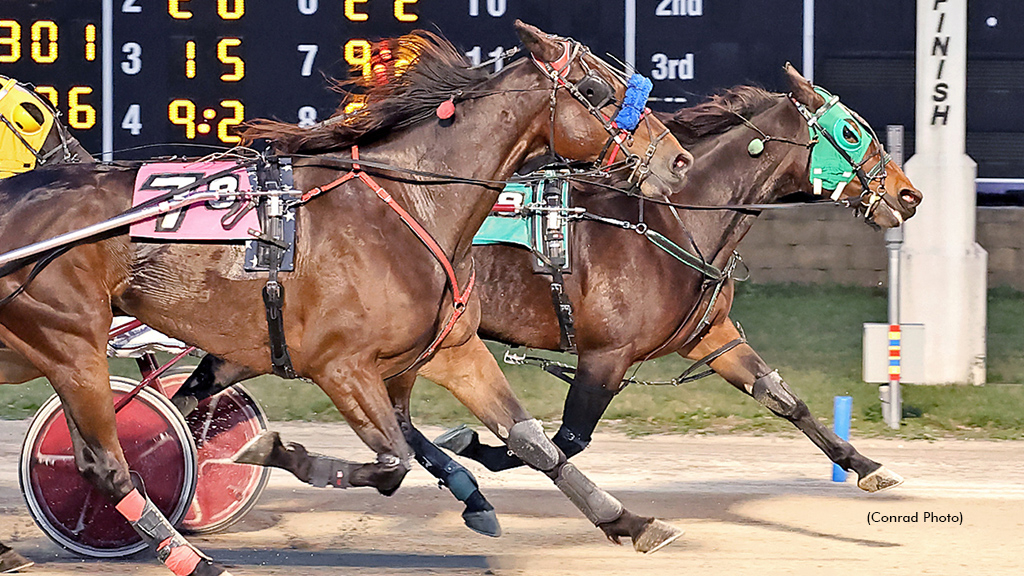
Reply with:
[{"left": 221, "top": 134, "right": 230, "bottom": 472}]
[{"left": 806, "top": 87, "right": 873, "bottom": 192}]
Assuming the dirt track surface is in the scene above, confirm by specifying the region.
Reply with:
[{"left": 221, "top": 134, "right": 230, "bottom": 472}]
[{"left": 1, "top": 420, "right": 1022, "bottom": 575}]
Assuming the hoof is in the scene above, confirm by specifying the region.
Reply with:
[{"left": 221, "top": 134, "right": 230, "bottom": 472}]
[
  {"left": 0, "top": 549, "right": 33, "bottom": 573},
  {"left": 191, "top": 559, "right": 232, "bottom": 576},
  {"left": 462, "top": 507, "right": 502, "bottom": 538},
  {"left": 434, "top": 424, "right": 476, "bottom": 455},
  {"left": 632, "top": 519, "right": 684, "bottom": 554},
  {"left": 172, "top": 394, "right": 199, "bottom": 417},
  {"left": 858, "top": 466, "right": 904, "bottom": 493},
  {"left": 231, "top": 430, "right": 281, "bottom": 465}
]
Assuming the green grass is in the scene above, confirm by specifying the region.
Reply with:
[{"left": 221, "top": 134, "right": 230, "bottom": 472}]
[{"left": 3, "top": 284, "right": 1024, "bottom": 439}]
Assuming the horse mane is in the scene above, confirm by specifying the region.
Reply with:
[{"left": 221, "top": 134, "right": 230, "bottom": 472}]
[
  {"left": 658, "top": 86, "right": 782, "bottom": 146},
  {"left": 242, "top": 31, "right": 490, "bottom": 154}
]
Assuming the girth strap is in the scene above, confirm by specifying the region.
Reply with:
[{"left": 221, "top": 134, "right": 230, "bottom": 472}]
[
  {"left": 549, "top": 269, "right": 577, "bottom": 353},
  {"left": 302, "top": 146, "right": 476, "bottom": 374},
  {"left": 258, "top": 157, "right": 299, "bottom": 379}
]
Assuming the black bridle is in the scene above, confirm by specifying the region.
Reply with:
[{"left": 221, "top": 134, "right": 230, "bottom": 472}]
[{"left": 530, "top": 39, "right": 670, "bottom": 192}]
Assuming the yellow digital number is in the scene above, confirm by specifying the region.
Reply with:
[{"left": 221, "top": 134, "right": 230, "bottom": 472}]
[
  {"left": 34, "top": 86, "right": 58, "bottom": 108},
  {"left": 169, "top": 99, "right": 197, "bottom": 139},
  {"left": 85, "top": 24, "right": 96, "bottom": 61},
  {"left": 31, "top": 21, "right": 58, "bottom": 64},
  {"left": 218, "top": 0, "right": 245, "bottom": 20},
  {"left": 0, "top": 20, "right": 20, "bottom": 63},
  {"left": 185, "top": 41, "right": 196, "bottom": 78},
  {"left": 218, "top": 99, "right": 244, "bottom": 144},
  {"left": 344, "top": 39, "right": 372, "bottom": 79},
  {"left": 217, "top": 38, "right": 244, "bottom": 81},
  {"left": 345, "top": 0, "right": 368, "bottom": 22},
  {"left": 394, "top": 0, "right": 418, "bottom": 22},
  {"left": 169, "top": 0, "right": 194, "bottom": 20},
  {"left": 68, "top": 87, "right": 96, "bottom": 129}
]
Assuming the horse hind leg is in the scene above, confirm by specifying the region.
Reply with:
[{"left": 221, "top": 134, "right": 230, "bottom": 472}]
[
  {"left": 0, "top": 345, "right": 43, "bottom": 384},
  {"left": 169, "top": 353, "right": 256, "bottom": 416},
  {"left": 285, "top": 356, "right": 414, "bottom": 495},
  {"left": 690, "top": 318, "right": 903, "bottom": 492},
  {"left": 420, "top": 334, "right": 683, "bottom": 553}
]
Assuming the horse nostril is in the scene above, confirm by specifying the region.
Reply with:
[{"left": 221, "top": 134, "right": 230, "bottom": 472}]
[
  {"left": 672, "top": 152, "right": 693, "bottom": 175},
  {"left": 900, "top": 188, "right": 921, "bottom": 207}
]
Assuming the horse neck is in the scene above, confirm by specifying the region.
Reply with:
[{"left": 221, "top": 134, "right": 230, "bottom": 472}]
[
  {"left": 363, "top": 62, "right": 550, "bottom": 263},
  {"left": 660, "top": 99, "right": 810, "bottom": 268},
  {"left": 43, "top": 124, "right": 93, "bottom": 164}
]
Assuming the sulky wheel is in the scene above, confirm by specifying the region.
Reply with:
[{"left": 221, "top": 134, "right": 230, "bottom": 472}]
[
  {"left": 19, "top": 377, "right": 198, "bottom": 558},
  {"left": 158, "top": 369, "right": 270, "bottom": 534}
]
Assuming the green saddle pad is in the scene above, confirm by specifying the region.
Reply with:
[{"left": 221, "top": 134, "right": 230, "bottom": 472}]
[{"left": 473, "top": 182, "right": 532, "bottom": 249}]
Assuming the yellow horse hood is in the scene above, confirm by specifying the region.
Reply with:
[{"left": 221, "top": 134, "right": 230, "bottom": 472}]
[{"left": 0, "top": 77, "right": 56, "bottom": 179}]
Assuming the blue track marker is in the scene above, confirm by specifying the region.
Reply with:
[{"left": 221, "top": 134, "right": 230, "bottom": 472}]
[{"left": 832, "top": 396, "right": 852, "bottom": 482}]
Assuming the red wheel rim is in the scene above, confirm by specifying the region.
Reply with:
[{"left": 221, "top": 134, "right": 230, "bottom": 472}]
[
  {"left": 180, "top": 384, "right": 269, "bottom": 533},
  {"left": 20, "top": 379, "right": 196, "bottom": 557}
]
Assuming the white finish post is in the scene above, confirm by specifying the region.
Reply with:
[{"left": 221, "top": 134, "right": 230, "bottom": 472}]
[
  {"left": 624, "top": 0, "right": 636, "bottom": 71},
  {"left": 802, "top": 0, "right": 814, "bottom": 83},
  {"left": 901, "top": 0, "right": 987, "bottom": 385}
]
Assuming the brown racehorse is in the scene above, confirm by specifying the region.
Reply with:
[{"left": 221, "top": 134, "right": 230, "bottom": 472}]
[
  {"left": 234, "top": 65, "right": 922, "bottom": 514},
  {"left": 0, "top": 23, "right": 691, "bottom": 575},
  {"left": 434, "top": 64, "right": 921, "bottom": 488}
]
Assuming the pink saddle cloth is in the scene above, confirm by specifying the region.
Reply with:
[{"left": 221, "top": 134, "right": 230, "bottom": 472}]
[{"left": 129, "top": 161, "right": 260, "bottom": 241}]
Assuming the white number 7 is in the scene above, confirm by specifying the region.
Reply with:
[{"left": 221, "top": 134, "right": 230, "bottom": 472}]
[{"left": 298, "top": 44, "right": 319, "bottom": 77}]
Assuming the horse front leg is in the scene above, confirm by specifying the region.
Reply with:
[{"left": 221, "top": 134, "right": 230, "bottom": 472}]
[
  {"left": 0, "top": 345, "right": 43, "bottom": 384},
  {"left": 434, "top": 352, "right": 628, "bottom": 472},
  {"left": 685, "top": 317, "right": 904, "bottom": 492},
  {"left": 170, "top": 356, "right": 363, "bottom": 488},
  {"left": 386, "top": 371, "right": 501, "bottom": 537},
  {"left": 420, "top": 334, "right": 683, "bottom": 553}
]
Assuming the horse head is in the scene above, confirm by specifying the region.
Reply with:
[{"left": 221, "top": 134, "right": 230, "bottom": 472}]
[
  {"left": 0, "top": 77, "right": 91, "bottom": 179},
  {"left": 515, "top": 21, "right": 692, "bottom": 198},
  {"left": 784, "top": 64, "right": 921, "bottom": 228}
]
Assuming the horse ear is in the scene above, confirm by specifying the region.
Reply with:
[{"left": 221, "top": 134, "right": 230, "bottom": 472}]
[
  {"left": 515, "top": 20, "right": 564, "bottom": 63},
  {"left": 783, "top": 62, "right": 826, "bottom": 110}
]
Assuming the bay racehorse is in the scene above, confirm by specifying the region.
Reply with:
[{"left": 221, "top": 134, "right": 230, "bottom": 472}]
[
  {"left": 229, "top": 64, "right": 921, "bottom": 518},
  {"left": 0, "top": 23, "right": 691, "bottom": 575},
  {"left": 434, "top": 64, "right": 921, "bottom": 487}
]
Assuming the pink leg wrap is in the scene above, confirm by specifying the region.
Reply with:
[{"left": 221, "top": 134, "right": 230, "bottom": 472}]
[
  {"left": 115, "top": 488, "right": 146, "bottom": 522},
  {"left": 159, "top": 538, "right": 203, "bottom": 576}
]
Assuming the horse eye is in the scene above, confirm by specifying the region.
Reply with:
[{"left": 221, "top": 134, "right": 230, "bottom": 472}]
[{"left": 841, "top": 121, "right": 861, "bottom": 145}]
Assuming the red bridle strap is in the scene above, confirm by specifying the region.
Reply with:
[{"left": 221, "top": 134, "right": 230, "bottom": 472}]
[{"left": 301, "top": 145, "right": 476, "bottom": 366}]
